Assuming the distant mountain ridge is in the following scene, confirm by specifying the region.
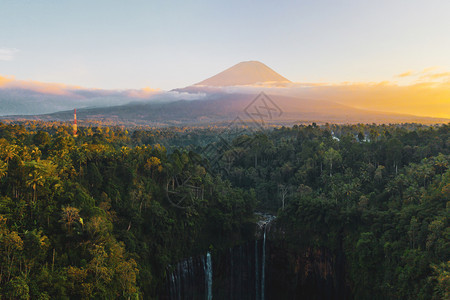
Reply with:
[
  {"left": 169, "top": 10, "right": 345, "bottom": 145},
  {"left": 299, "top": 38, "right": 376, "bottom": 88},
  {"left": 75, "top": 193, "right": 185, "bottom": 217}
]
[
  {"left": 1, "top": 61, "right": 448, "bottom": 125},
  {"left": 7, "top": 93, "right": 447, "bottom": 126},
  {"left": 195, "top": 61, "right": 291, "bottom": 86}
]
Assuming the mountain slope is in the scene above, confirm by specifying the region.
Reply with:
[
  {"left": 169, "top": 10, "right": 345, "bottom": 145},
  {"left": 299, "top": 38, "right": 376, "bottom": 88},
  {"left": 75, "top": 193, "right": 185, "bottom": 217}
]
[
  {"left": 10, "top": 93, "right": 447, "bottom": 126},
  {"left": 2, "top": 61, "right": 448, "bottom": 125},
  {"left": 195, "top": 61, "right": 291, "bottom": 86}
]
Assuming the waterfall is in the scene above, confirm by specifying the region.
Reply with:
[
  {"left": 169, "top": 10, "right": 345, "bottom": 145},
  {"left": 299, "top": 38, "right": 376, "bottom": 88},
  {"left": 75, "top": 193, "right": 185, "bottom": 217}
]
[
  {"left": 165, "top": 213, "right": 275, "bottom": 299},
  {"left": 205, "top": 252, "right": 213, "bottom": 300},
  {"left": 261, "top": 227, "right": 266, "bottom": 300},
  {"left": 167, "top": 253, "right": 210, "bottom": 300},
  {"left": 167, "top": 240, "right": 266, "bottom": 299}
]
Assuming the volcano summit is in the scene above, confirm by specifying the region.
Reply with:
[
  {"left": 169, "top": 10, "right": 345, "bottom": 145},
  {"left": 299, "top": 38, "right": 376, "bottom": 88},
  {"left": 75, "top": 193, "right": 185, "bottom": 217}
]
[{"left": 195, "top": 61, "right": 291, "bottom": 87}]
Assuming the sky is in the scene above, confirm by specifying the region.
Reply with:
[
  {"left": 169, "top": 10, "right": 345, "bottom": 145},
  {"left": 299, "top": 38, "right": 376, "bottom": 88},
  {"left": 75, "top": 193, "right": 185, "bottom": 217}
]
[{"left": 0, "top": 0, "right": 449, "bottom": 90}]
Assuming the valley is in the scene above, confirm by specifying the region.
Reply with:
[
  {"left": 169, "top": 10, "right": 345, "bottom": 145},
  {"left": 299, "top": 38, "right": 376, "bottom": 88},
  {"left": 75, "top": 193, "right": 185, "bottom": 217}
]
[{"left": 0, "top": 121, "right": 448, "bottom": 299}]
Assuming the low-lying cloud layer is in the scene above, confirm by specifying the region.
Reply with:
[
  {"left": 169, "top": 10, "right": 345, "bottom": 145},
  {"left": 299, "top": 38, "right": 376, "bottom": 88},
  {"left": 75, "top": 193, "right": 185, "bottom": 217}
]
[
  {"left": 0, "top": 75, "right": 166, "bottom": 116},
  {"left": 0, "top": 75, "right": 162, "bottom": 98}
]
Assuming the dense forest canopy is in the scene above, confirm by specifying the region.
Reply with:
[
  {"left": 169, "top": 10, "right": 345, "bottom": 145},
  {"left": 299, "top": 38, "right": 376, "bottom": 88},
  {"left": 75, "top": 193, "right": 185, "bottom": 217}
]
[{"left": 0, "top": 121, "right": 448, "bottom": 299}]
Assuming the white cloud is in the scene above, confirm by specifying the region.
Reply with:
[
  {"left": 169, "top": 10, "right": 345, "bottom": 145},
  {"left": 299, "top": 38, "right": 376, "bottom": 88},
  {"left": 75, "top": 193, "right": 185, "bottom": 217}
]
[{"left": 0, "top": 48, "right": 19, "bottom": 61}]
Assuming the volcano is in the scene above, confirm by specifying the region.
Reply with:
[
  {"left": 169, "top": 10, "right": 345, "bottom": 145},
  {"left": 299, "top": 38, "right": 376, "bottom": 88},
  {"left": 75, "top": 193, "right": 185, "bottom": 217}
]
[
  {"left": 195, "top": 61, "right": 291, "bottom": 87},
  {"left": 2, "top": 61, "right": 448, "bottom": 125}
]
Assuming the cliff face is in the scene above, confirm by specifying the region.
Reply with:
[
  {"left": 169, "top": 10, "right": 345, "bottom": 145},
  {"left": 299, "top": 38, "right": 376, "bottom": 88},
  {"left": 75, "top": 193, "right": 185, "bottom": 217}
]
[
  {"left": 264, "top": 219, "right": 351, "bottom": 300},
  {"left": 267, "top": 243, "right": 350, "bottom": 300},
  {"left": 163, "top": 220, "right": 351, "bottom": 299}
]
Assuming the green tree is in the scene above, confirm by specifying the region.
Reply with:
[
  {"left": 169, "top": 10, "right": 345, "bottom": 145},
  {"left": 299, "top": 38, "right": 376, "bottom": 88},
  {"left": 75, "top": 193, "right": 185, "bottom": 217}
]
[{"left": 324, "top": 148, "right": 342, "bottom": 176}]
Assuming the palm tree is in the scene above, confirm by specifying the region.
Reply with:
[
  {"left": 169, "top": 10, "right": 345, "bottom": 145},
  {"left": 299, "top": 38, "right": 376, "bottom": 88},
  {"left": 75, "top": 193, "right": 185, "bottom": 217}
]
[
  {"left": 0, "top": 160, "right": 7, "bottom": 179},
  {"left": 25, "top": 160, "right": 57, "bottom": 205},
  {"left": 61, "top": 206, "right": 80, "bottom": 234},
  {"left": 26, "top": 169, "right": 44, "bottom": 205},
  {"left": 1, "top": 144, "right": 17, "bottom": 164}
]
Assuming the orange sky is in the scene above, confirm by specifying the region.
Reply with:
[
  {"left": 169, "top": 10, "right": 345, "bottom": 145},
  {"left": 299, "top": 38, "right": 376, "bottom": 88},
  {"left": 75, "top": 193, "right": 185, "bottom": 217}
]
[
  {"left": 302, "top": 81, "right": 450, "bottom": 119},
  {"left": 320, "top": 68, "right": 450, "bottom": 118}
]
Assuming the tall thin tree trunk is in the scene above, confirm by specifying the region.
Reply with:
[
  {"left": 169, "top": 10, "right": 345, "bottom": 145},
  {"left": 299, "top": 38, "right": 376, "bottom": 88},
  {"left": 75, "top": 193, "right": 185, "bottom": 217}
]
[{"left": 52, "top": 249, "right": 55, "bottom": 272}]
